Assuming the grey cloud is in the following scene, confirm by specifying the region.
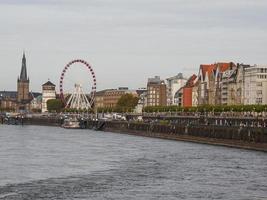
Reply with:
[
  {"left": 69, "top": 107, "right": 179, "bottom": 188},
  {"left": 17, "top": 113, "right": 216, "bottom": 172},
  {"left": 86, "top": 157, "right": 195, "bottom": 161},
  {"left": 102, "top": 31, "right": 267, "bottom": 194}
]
[{"left": 0, "top": 0, "right": 266, "bottom": 92}]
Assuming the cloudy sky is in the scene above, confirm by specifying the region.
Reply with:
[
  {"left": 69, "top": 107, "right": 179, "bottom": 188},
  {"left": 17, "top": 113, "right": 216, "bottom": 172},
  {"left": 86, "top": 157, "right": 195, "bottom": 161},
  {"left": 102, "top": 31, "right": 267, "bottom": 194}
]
[{"left": 0, "top": 0, "right": 266, "bottom": 92}]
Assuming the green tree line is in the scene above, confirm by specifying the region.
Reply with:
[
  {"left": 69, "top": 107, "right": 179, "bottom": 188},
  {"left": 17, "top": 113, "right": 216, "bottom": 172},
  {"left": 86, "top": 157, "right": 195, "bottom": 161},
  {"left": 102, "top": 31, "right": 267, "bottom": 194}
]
[{"left": 143, "top": 105, "right": 267, "bottom": 113}]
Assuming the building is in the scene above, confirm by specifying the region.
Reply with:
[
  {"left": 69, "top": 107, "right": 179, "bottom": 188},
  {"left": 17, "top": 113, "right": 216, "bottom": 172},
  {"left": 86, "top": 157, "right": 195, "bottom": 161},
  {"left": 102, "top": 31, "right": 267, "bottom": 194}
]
[
  {"left": 220, "top": 64, "right": 249, "bottom": 105},
  {"left": 166, "top": 73, "right": 187, "bottom": 105},
  {"left": 30, "top": 93, "right": 42, "bottom": 111},
  {"left": 17, "top": 52, "right": 31, "bottom": 111},
  {"left": 244, "top": 65, "right": 267, "bottom": 105},
  {"left": 0, "top": 92, "right": 17, "bottom": 111},
  {"left": 147, "top": 76, "right": 167, "bottom": 106},
  {"left": 0, "top": 91, "right": 41, "bottom": 112},
  {"left": 105, "top": 88, "right": 129, "bottom": 108},
  {"left": 197, "top": 62, "right": 235, "bottom": 105},
  {"left": 104, "top": 88, "right": 138, "bottom": 108},
  {"left": 182, "top": 74, "right": 197, "bottom": 107},
  {"left": 94, "top": 88, "right": 138, "bottom": 109},
  {"left": 192, "top": 80, "right": 199, "bottom": 107},
  {"left": 94, "top": 89, "right": 114, "bottom": 109},
  {"left": 41, "top": 81, "right": 56, "bottom": 112},
  {"left": 220, "top": 69, "right": 238, "bottom": 105},
  {"left": 174, "top": 87, "right": 183, "bottom": 106},
  {"left": 198, "top": 64, "right": 216, "bottom": 105},
  {"left": 134, "top": 89, "right": 147, "bottom": 113},
  {"left": 0, "top": 53, "right": 43, "bottom": 112}
]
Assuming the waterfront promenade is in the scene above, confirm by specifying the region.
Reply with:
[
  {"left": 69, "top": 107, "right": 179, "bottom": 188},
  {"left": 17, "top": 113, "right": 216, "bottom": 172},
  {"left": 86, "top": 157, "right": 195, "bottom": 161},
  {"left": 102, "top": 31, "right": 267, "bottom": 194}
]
[{"left": 1, "top": 112, "right": 267, "bottom": 152}]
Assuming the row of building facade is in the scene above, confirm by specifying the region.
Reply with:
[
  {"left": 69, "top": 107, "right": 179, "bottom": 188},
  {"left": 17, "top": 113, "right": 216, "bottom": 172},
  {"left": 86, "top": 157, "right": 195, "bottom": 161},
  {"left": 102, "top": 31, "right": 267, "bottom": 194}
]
[
  {"left": 94, "top": 62, "right": 267, "bottom": 112},
  {"left": 145, "top": 62, "right": 267, "bottom": 108},
  {"left": 1, "top": 54, "right": 267, "bottom": 113}
]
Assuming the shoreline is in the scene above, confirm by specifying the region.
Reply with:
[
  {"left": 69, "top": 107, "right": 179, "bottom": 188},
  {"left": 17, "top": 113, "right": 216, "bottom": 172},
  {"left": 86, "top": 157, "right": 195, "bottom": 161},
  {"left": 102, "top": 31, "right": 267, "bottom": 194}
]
[
  {"left": 1, "top": 118, "right": 267, "bottom": 152},
  {"left": 103, "top": 127, "right": 267, "bottom": 152}
]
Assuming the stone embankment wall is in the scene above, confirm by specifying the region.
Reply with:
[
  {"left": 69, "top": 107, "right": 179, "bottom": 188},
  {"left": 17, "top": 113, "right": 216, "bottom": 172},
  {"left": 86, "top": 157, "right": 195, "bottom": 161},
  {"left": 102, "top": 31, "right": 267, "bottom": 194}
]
[
  {"left": 23, "top": 117, "right": 62, "bottom": 126},
  {"left": 1, "top": 117, "right": 62, "bottom": 126},
  {"left": 2, "top": 116, "right": 266, "bottom": 151},
  {"left": 87, "top": 121, "right": 267, "bottom": 152}
]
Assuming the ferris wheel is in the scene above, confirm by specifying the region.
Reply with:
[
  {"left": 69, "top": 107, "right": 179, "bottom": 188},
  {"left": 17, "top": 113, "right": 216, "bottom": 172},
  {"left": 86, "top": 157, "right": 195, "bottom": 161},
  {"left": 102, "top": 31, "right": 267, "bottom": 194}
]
[{"left": 59, "top": 59, "right": 97, "bottom": 110}]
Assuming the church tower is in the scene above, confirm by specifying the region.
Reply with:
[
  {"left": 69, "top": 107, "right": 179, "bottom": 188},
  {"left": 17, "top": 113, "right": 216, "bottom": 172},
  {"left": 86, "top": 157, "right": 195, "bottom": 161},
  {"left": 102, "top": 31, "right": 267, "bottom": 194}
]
[{"left": 17, "top": 52, "right": 30, "bottom": 103}]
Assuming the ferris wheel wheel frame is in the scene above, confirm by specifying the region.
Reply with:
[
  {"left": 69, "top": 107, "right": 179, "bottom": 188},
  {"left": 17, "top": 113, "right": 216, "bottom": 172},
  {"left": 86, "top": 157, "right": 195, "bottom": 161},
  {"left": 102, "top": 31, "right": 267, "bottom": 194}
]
[{"left": 59, "top": 59, "right": 97, "bottom": 109}]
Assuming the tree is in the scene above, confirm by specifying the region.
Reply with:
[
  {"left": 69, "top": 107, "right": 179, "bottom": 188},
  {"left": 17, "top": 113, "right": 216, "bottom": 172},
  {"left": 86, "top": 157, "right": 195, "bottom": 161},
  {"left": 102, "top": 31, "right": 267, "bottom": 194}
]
[
  {"left": 47, "top": 99, "right": 64, "bottom": 113},
  {"left": 116, "top": 94, "right": 139, "bottom": 112}
]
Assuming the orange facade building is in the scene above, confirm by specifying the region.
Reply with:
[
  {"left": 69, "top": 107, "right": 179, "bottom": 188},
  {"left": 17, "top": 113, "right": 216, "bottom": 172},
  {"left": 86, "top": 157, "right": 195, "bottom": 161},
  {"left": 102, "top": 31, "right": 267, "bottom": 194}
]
[{"left": 182, "top": 74, "right": 197, "bottom": 107}]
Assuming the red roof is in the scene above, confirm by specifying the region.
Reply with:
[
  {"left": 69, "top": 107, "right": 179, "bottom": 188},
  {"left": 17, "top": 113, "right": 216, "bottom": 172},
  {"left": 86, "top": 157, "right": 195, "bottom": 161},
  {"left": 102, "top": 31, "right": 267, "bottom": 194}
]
[
  {"left": 199, "top": 62, "right": 235, "bottom": 79},
  {"left": 216, "top": 62, "right": 235, "bottom": 72},
  {"left": 200, "top": 64, "right": 216, "bottom": 79}
]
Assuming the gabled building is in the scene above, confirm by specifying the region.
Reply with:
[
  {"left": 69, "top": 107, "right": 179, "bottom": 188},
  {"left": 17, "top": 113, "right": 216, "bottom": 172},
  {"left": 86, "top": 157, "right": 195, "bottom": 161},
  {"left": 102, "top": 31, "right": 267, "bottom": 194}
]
[
  {"left": 182, "top": 74, "right": 197, "bottom": 107},
  {"left": 197, "top": 62, "right": 235, "bottom": 105},
  {"left": 198, "top": 64, "right": 216, "bottom": 105},
  {"left": 220, "top": 64, "right": 249, "bottom": 105}
]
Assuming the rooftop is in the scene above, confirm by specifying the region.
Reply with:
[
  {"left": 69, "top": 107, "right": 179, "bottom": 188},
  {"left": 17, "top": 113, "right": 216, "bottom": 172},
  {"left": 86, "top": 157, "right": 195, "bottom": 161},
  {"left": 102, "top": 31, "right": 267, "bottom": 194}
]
[{"left": 42, "top": 81, "right": 56, "bottom": 86}]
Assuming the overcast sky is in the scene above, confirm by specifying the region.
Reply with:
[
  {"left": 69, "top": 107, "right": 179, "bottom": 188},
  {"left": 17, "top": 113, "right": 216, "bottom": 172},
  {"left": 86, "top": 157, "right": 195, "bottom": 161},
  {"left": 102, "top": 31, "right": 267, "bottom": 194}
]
[{"left": 0, "top": 0, "right": 266, "bottom": 92}]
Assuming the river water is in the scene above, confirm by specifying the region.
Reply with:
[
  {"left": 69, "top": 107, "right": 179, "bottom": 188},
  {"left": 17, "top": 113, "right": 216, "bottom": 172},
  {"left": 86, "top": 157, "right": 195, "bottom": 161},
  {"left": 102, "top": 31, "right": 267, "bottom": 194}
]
[{"left": 0, "top": 125, "right": 266, "bottom": 200}]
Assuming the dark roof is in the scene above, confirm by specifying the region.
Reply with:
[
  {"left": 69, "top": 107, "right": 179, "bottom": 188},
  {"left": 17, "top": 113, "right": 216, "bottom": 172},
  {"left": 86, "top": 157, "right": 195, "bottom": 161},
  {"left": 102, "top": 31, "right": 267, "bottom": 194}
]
[
  {"left": 136, "top": 89, "right": 147, "bottom": 96},
  {"left": 42, "top": 81, "right": 56, "bottom": 86},
  {"left": 0, "top": 91, "right": 41, "bottom": 100},
  {"left": 0, "top": 91, "right": 17, "bottom": 99},
  {"left": 31, "top": 92, "right": 42, "bottom": 98},
  {"left": 19, "top": 52, "right": 28, "bottom": 81},
  {"left": 184, "top": 74, "right": 197, "bottom": 87}
]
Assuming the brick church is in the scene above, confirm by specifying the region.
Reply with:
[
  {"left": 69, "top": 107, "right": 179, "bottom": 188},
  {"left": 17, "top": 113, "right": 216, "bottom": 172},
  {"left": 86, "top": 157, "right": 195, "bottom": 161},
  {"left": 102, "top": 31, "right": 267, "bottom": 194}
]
[
  {"left": 17, "top": 52, "right": 31, "bottom": 110},
  {"left": 0, "top": 53, "right": 41, "bottom": 112}
]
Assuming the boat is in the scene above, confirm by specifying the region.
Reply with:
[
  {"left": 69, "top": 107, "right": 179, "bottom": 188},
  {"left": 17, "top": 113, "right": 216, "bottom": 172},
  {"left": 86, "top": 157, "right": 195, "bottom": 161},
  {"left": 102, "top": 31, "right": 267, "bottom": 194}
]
[{"left": 62, "top": 118, "right": 81, "bottom": 129}]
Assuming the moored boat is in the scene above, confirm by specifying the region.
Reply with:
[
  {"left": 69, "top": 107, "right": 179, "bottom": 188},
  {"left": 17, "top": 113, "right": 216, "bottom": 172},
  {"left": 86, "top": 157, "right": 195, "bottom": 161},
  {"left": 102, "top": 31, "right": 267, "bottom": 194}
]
[{"left": 62, "top": 118, "right": 81, "bottom": 129}]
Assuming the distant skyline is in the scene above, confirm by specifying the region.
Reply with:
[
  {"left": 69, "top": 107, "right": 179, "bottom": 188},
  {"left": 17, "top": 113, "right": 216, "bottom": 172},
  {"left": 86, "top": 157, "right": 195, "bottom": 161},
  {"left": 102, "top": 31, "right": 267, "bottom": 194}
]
[{"left": 0, "top": 0, "right": 267, "bottom": 92}]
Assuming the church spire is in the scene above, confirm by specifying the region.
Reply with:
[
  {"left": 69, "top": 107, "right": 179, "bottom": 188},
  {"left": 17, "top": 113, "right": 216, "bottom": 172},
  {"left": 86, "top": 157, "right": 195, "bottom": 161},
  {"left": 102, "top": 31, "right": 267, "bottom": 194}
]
[{"left": 19, "top": 51, "right": 28, "bottom": 81}]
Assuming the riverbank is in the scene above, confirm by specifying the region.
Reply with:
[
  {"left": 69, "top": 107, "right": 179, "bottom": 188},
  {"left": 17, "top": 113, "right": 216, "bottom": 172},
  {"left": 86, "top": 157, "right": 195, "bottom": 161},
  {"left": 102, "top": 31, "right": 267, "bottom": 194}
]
[
  {"left": 88, "top": 121, "right": 267, "bottom": 152},
  {"left": 1, "top": 117, "right": 267, "bottom": 152},
  {"left": 105, "top": 127, "right": 267, "bottom": 152}
]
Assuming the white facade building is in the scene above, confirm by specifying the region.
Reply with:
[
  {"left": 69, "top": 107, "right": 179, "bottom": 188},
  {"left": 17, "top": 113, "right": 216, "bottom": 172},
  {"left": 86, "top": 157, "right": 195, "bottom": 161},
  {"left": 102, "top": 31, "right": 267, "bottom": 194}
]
[
  {"left": 42, "top": 81, "right": 56, "bottom": 112},
  {"left": 244, "top": 65, "right": 267, "bottom": 105},
  {"left": 134, "top": 91, "right": 147, "bottom": 113},
  {"left": 166, "top": 73, "right": 187, "bottom": 105},
  {"left": 31, "top": 94, "right": 42, "bottom": 110}
]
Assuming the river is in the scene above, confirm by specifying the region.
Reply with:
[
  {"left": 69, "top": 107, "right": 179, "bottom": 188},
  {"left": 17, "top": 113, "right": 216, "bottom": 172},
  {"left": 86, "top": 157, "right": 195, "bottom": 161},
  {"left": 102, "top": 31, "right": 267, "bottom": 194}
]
[{"left": 0, "top": 125, "right": 266, "bottom": 199}]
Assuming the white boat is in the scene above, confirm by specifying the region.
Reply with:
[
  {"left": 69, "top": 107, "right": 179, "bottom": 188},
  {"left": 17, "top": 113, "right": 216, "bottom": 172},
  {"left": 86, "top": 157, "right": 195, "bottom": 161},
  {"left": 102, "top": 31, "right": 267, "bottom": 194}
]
[{"left": 62, "top": 118, "right": 80, "bottom": 129}]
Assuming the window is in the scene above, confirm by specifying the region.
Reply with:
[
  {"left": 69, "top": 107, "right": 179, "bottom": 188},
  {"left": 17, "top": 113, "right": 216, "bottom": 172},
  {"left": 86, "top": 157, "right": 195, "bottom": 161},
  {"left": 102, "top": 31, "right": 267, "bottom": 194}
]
[
  {"left": 257, "top": 90, "right": 262, "bottom": 95},
  {"left": 257, "top": 82, "right": 262, "bottom": 87},
  {"left": 256, "top": 98, "right": 262, "bottom": 104}
]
